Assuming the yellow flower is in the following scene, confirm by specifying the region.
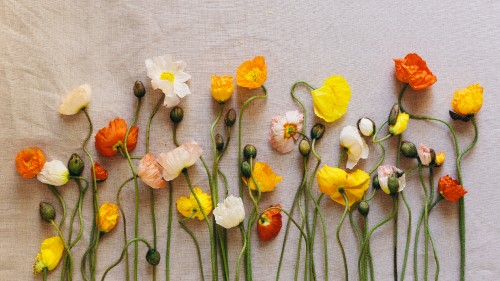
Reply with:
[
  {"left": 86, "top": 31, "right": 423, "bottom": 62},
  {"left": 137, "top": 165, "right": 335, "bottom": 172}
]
[
  {"left": 389, "top": 113, "right": 409, "bottom": 135},
  {"left": 176, "top": 187, "right": 213, "bottom": 220},
  {"left": 317, "top": 165, "right": 370, "bottom": 209},
  {"left": 243, "top": 162, "right": 282, "bottom": 192},
  {"left": 99, "top": 202, "right": 119, "bottom": 233},
  {"left": 435, "top": 152, "right": 445, "bottom": 166},
  {"left": 211, "top": 75, "right": 234, "bottom": 103},
  {"left": 311, "top": 75, "right": 351, "bottom": 122},
  {"left": 451, "top": 83, "right": 483, "bottom": 116},
  {"left": 33, "top": 236, "right": 64, "bottom": 274},
  {"left": 236, "top": 56, "right": 267, "bottom": 89}
]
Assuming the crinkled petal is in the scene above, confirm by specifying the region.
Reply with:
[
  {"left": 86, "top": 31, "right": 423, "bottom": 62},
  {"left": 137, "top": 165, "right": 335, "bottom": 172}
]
[{"left": 174, "top": 82, "right": 191, "bottom": 98}]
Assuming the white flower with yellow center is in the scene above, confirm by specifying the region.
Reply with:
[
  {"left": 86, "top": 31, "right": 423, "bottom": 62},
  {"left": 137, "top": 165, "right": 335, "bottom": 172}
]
[
  {"left": 145, "top": 55, "right": 192, "bottom": 108},
  {"left": 340, "top": 125, "right": 369, "bottom": 169},
  {"left": 37, "top": 160, "right": 70, "bottom": 186}
]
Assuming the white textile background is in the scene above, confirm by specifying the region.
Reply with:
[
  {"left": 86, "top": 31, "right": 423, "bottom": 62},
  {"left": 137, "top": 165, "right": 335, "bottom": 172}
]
[{"left": 1, "top": 0, "right": 499, "bottom": 280}]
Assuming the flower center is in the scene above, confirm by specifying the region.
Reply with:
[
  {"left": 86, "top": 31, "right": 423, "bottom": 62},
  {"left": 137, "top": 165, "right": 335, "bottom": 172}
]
[
  {"left": 284, "top": 123, "right": 298, "bottom": 138},
  {"left": 160, "top": 71, "right": 175, "bottom": 83},
  {"left": 244, "top": 68, "right": 261, "bottom": 82}
]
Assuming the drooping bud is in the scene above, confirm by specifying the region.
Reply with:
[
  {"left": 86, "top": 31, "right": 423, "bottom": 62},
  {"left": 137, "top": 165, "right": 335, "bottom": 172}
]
[
  {"left": 241, "top": 161, "right": 252, "bottom": 178},
  {"left": 133, "top": 80, "right": 146, "bottom": 98},
  {"left": 68, "top": 153, "right": 84, "bottom": 176},
  {"left": 170, "top": 107, "right": 184, "bottom": 124},
  {"left": 388, "top": 103, "right": 400, "bottom": 126},
  {"left": 372, "top": 175, "right": 380, "bottom": 190},
  {"left": 357, "top": 117, "right": 376, "bottom": 137},
  {"left": 299, "top": 137, "right": 311, "bottom": 157},
  {"left": 215, "top": 134, "right": 225, "bottom": 151},
  {"left": 224, "top": 109, "right": 237, "bottom": 127},
  {"left": 358, "top": 201, "right": 369, "bottom": 216},
  {"left": 146, "top": 248, "right": 161, "bottom": 266},
  {"left": 39, "top": 202, "right": 56, "bottom": 222},
  {"left": 388, "top": 173, "right": 400, "bottom": 195},
  {"left": 243, "top": 144, "right": 257, "bottom": 159},
  {"left": 311, "top": 123, "right": 325, "bottom": 140},
  {"left": 400, "top": 141, "right": 418, "bottom": 158}
]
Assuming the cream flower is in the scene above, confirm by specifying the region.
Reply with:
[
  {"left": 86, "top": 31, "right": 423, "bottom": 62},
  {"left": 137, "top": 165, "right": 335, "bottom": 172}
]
[
  {"left": 157, "top": 141, "right": 202, "bottom": 181},
  {"left": 377, "top": 165, "right": 406, "bottom": 195},
  {"left": 137, "top": 152, "right": 166, "bottom": 189},
  {"left": 417, "top": 144, "right": 432, "bottom": 166},
  {"left": 58, "top": 84, "right": 91, "bottom": 115},
  {"left": 269, "top": 110, "right": 304, "bottom": 154},
  {"left": 340, "top": 126, "right": 369, "bottom": 169},
  {"left": 37, "top": 160, "right": 70, "bottom": 186},
  {"left": 145, "top": 55, "right": 192, "bottom": 108},
  {"left": 213, "top": 195, "right": 245, "bottom": 229},
  {"left": 357, "top": 117, "right": 375, "bottom": 137}
]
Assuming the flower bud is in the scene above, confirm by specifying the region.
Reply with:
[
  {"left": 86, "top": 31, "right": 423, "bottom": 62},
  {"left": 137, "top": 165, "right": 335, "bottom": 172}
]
[
  {"left": 311, "top": 123, "right": 325, "bottom": 140},
  {"left": 170, "top": 107, "right": 184, "bottom": 124},
  {"left": 388, "top": 103, "right": 400, "bottom": 126},
  {"left": 299, "top": 137, "right": 311, "bottom": 157},
  {"left": 430, "top": 149, "right": 436, "bottom": 165},
  {"left": 39, "top": 202, "right": 56, "bottom": 222},
  {"left": 358, "top": 201, "right": 369, "bottom": 216},
  {"left": 215, "top": 133, "right": 225, "bottom": 151},
  {"left": 357, "top": 117, "right": 376, "bottom": 137},
  {"left": 146, "top": 248, "right": 161, "bottom": 266},
  {"left": 434, "top": 152, "right": 445, "bottom": 167},
  {"left": 400, "top": 141, "right": 418, "bottom": 158},
  {"left": 68, "top": 153, "right": 84, "bottom": 176},
  {"left": 224, "top": 109, "right": 237, "bottom": 127},
  {"left": 449, "top": 110, "right": 473, "bottom": 122},
  {"left": 133, "top": 80, "right": 146, "bottom": 98},
  {"left": 388, "top": 173, "right": 400, "bottom": 195},
  {"left": 243, "top": 144, "right": 257, "bottom": 159},
  {"left": 241, "top": 161, "right": 252, "bottom": 178},
  {"left": 372, "top": 175, "right": 380, "bottom": 190}
]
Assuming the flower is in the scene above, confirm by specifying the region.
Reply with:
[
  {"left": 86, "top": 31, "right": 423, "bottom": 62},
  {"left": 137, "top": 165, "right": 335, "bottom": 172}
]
[
  {"left": 357, "top": 117, "right": 376, "bottom": 137},
  {"left": 213, "top": 195, "right": 245, "bottom": 229},
  {"left": 438, "top": 175, "right": 467, "bottom": 202},
  {"left": 377, "top": 165, "right": 406, "bottom": 195},
  {"left": 137, "top": 152, "right": 166, "bottom": 189},
  {"left": 417, "top": 144, "right": 433, "bottom": 166},
  {"left": 389, "top": 113, "right": 409, "bottom": 135},
  {"left": 157, "top": 141, "right": 202, "bottom": 181},
  {"left": 269, "top": 110, "right": 304, "bottom": 154},
  {"left": 91, "top": 162, "right": 108, "bottom": 182},
  {"left": 58, "top": 84, "right": 91, "bottom": 115},
  {"left": 176, "top": 187, "right": 213, "bottom": 220},
  {"left": 145, "top": 55, "right": 192, "bottom": 108},
  {"left": 394, "top": 53, "right": 437, "bottom": 90},
  {"left": 311, "top": 75, "right": 351, "bottom": 122},
  {"left": 243, "top": 161, "right": 283, "bottom": 192},
  {"left": 257, "top": 205, "right": 283, "bottom": 241},
  {"left": 340, "top": 125, "right": 369, "bottom": 169},
  {"left": 316, "top": 165, "right": 370, "bottom": 209},
  {"left": 15, "top": 148, "right": 46, "bottom": 178},
  {"left": 451, "top": 83, "right": 484, "bottom": 116},
  {"left": 211, "top": 75, "right": 234, "bottom": 102},
  {"left": 95, "top": 118, "right": 138, "bottom": 157},
  {"left": 435, "top": 152, "right": 445, "bottom": 166},
  {"left": 37, "top": 160, "right": 69, "bottom": 186},
  {"left": 33, "top": 236, "right": 64, "bottom": 274},
  {"left": 98, "top": 202, "right": 119, "bottom": 233},
  {"left": 236, "top": 56, "right": 267, "bottom": 89}
]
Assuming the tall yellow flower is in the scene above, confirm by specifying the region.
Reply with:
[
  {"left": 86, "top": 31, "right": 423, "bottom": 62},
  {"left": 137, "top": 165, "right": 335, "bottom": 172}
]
[
  {"left": 211, "top": 75, "right": 234, "bottom": 103},
  {"left": 33, "top": 236, "right": 64, "bottom": 274},
  {"left": 451, "top": 83, "right": 483, "bottom": 116},
  {"left": 176, "top": 187, "right": 213, "bottom": 220},
  {"left": 99, "top": 202, "right": 119, "bottom": 233},
  {"left": 311, "top": 75, "right": 351, "bottom": 122},
  {"left": 389, "top": 113, "right": 409, "bottom": 135},
  {"left": 317, "top": 165, "right": 370, "bottom": 209},
  {"left": 236, "top": 56, "right": 267, "bottom": 89},
  {"left": 243, "top": 161, "right": 283, "bottom": 192}
]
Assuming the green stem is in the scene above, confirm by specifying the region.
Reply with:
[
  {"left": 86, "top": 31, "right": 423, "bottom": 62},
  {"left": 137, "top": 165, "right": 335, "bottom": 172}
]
[
  {"left": 236, "top": 224, "right": 247, "bottom": 281},
  {"left": 400, "top": 191, "right": 412, "bottom": 281},
  {"left": 245, "top": 157, "right": 262, "bottom": 281},
  {"left": 47, "top": 185, "right": 66, "bottom": 230},
  {"left": 337, "top": 190, "right": 349, "bottom": 281},
  {"left": 116, "top": 177, "right": 133, "bottom": 281},
  {"left": 51, "top": 220, "right": 73, "bottom": 281},
  {"left": 418, "top": 165, "right": 430, "bottom": 281},
  {"left": 43, "top": 268, "right": 47, "bottom": 281},
  {"left": 369, "top": 141, "right": 386, "bottom": 175},
  {"left": 100, "top": 238, "right": 152, "bottom": 281},
  {"left": 166, "top": 181, "right": 174, "bottom": 281},
  {"left": 179, "top": 217, "right": 205, "bottom": 281}
]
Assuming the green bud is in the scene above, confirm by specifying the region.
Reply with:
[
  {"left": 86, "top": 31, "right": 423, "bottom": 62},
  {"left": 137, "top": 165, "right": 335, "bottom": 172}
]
[
  {"left": 170, "top": 107, "right": 184, "bottom": 124},
  {"left": 241, "top": 161, "right": 252, "bottom": 178},
  {"left": 388, "top": 103, "right": 400, "bottom": 126},
  {"left": 400, "top": 141, "right": 418, "bottom": 158},
  {"left": 39, "top": 202, "right": 56, "bottom": 222},
  {"left": 133, "top": 80, "right": 146, "bottom": 98},
  {"left": 311, "top": 123, "right": 325, "bottom": 140},
  {"left": 430, "top": 149, "right": 436, "bottom": 166},
  {"left": 146, "top": 248, "right": 161, "bottom": 266},
  {"left": 243, "top": 144, "right": 257, "bottom": 159},
  {"left": 372, "top": 175, "right": 380, "bottom": 190},
  {"left": 358, "top": 201, "right": 370, "bottom": 216},
  {"left": 388, "top": 173, "right": 400, "bottom": 195},
  {"left": 224, "top": 109, "right": 237, "bottom": 127},
  {"left": 215, "top": 133, "right": 225, "bottom": 151},
  {"left": 299, "top": 137, "right": 311, "bottom": 157},
  {"left": 68, "top": 153, "right": 84, "bottom": 176}
]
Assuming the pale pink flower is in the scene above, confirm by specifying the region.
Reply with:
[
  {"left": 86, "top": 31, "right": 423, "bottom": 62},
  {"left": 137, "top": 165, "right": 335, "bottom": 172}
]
[
  {"left": 137, "top": 152, "right": 166, "bottom": 189},
  {"left": 269, "top": 110, "right": 304, "bottom": 154},
  {"left": 377, "top": 165, "right": 406, "bottom": 195},
  {"left": 157, "top": 141, "right": 202, "bottom": 181},
  {"left": 417, "top": 144, "right": 432, "bottom": 166}
]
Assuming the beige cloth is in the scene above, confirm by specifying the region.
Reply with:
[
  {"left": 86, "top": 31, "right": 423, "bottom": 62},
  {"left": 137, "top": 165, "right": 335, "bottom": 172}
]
[{"left": 1, "top": 0, "right": 499, "bottom": 280}]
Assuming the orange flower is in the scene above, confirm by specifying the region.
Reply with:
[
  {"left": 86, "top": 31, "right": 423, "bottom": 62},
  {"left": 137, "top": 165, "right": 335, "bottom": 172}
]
[
  {"left": 394, "top": 53, "right": 437, "bottom": 90},
  {"left": 95, "top": 118, "right": 138, "bottom": 157},
  {"left": 438, "top": 175, "right": 467, "bottom": 202},
  {"left": 257, "top": 205, "right": 283, "bottom": 241},
  {"left": 236, "top": 56, "right": 267, "bottom": 89},
  {"left": 92, "top": 162, "right": 108, "bottom": 182},
  {"left": 15, "top": 148, "right": 46, "bottom": 178}
]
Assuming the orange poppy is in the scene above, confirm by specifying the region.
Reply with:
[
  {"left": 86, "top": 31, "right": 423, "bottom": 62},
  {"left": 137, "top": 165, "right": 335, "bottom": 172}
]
[
  {"left": 394, "top": 53, "right": 437, "bottom": 90},
  {"left": 15, "top": 148, "right": 46, "bottom": 178},
  {"left": 92, "top": 162, "right": 108, "bottom": 182},
  {"left": 236, "top": 56, "right": 267, "bottom": 89},
  {"left": 438, "top": 175, "right": 467, "bottom": 202},
  {"left": 257, "top": 204, "right": 283, "bottom": 241},
  {"left": 95, "top": 118, "right": 138, "bottom": 157}
]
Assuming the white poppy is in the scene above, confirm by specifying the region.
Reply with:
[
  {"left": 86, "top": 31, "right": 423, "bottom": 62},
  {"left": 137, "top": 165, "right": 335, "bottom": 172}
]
[
  {"left": 357, "top": 117, "right": 375, "bottom": 137},
  {"left": 340, "top": 125, "right": 369, "bottom": 169},
  {"left": 37, "top": 160, "right": 70, "bottom": 186},
  {"left": 377, "top": 165, "right": 406, "bottom": 195},
  {"left": 269, "top": 110, "right": 304, "bottom": 154},
  {"left": 58, "top": 84, "right": 91, "bottom": 115},
  {"left": 157, "top": 141, "right": 202, "bottom": 181},
  {"left": 213, "top": 195, "right": 245, "bottom": 229},
  {"left": 417, "top": 144, "right": 432, "bottom": 166}
]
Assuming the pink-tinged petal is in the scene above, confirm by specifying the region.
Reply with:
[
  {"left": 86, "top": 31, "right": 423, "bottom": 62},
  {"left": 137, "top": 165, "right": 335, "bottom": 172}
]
[
  {"left": 137, "top": 152, "right": 166, "bottom": 189},
  {"left": 157, "top": 141, "right": 203, "bottom": 181},
  {"left": 269, "top": 111, "right": 304, "bottom": 154}
]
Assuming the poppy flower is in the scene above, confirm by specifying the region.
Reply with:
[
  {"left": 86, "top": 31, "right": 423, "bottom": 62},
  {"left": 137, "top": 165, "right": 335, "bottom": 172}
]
[
  {"left": 137, "top": 152, "right": 166, "bottom": 189},
  {"left": 95, "top": 118, "right": 138, "bottom": 157},
  {"left": 438, "top": 175, "right": 467, "bottom": 202},
  {"left": 157, "top": 141, "right": 202, "bottom": 181},
  {"left": 377, "top": 165, "right": 406, "bottom": 195},
  {"left": 33, "top": 236, "right": 64, "bottom": 274},
  {"left": 243, "top": 161, "right": 282, "bottom": 192},
  {"left": 451, "top": 83, "right": 483, "bottom": 116},
  {"left": 269, "top": 110, "right": 304, "bottom": 154},
  {"left": 98, "top": 202, "right": 119, "bottom": 233},
  {"left": 176, "top": 187, "right": 213, "bottom": 220},
  {"left": 92, "top": 162, "right": 108, "bottom": 182},
  {"left": 37, "top": 160, "right": 70, "bottom": 186},
  {"left": 258, "top": 205, "right": 283, "bottom": 241},
  {"left": 394, "top": 53, "right": 437, "bottom": 90},
  {"left": 211, "top": 75, "right": 234, "bottom": 103},
  {"left": 389, "top": 113, "right": 409, "bottom": 135},
  {"left": 15, "top": 148, "right": 46, "bottom": 178},
  {"left": 340, "top": 125, "right": 369, "bottom": 169},
  {"left": 58, "top": 84, "right": 91, "bottom": 115},
  {"left": 311, "top": 75, "right": 351, "bottom": 122},
  {"left": 236, "top": 56, "right": 267, "bottom": 89},
  {"left": 213, "top": 195, "right": 245, "bottom": 229},
  {"left": 435, "top": 152, "right": 445, "bottom": 166}
]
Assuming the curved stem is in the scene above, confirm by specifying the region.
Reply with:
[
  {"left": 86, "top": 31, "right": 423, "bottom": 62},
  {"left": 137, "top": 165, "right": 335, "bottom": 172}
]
[
  {"left": 179, "top": 217, "right": 205, "bottom": 281},
  {"left": 51, "top": 220, "right": 73, "bottom": 281},
  {"left": 400, "top": 191, "right": 412, "bottom": 281},
  {"left": 116, "top": 177, "right": 133, "bottom": 281},
  {"left": 337, "top": 190, "right": 349, "bottom": 280},
  {"left": 146, "top": 96, "right": 164, "bottom": 153},
  {"left": 47, "top": 185, "right": 66, "bottom": 230},
  {"left": 100, "top": 238, "right": 152, "bottom": 281},
  {"left": 290, "top": 80, "right": 315, "bottom": 135},
  {"left": 236, "top": 223, "right": 247, "bottom": 281},
  {"left": 369, "top": 141, "right": 386, "bottom": 175}
]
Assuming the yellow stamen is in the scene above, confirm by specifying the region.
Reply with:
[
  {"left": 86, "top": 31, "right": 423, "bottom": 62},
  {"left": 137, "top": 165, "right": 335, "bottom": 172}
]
[{"left": 160, "top": 71, "right": 175, "bottom": 83}]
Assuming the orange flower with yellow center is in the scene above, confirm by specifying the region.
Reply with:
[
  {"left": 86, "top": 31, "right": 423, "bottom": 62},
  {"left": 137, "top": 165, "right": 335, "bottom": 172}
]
[
  {"left": 438, "top": 175, "right": 467, "bottom": 202},
  {"left": 394, "top": 53, "right": 437, "bottom": 90},
  {"left": 95, "top": 118, "right": 138, "bottom": 157},
  {"left": 243, "top": 161, "right": 282, "bottom": 192},
  {"left": 236, "top": 56, "right": 267, "bottom": 89},
  {"left": 211, "top": 75, "right": 234, "bottom": 102},
  {"left": 15, "top": 148, "right": 46, "bottom": 178}
]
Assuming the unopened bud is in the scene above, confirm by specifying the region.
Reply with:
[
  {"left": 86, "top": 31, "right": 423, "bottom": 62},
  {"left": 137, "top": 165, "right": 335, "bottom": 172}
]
[
  {"left": 388, "top": 104, "right": 400, "bottom": 126},
  {"left": 39, "top": 202, "right": 56, "bottom": 222},
  {"left": 299, "top": 137, "right": 311, "bottom": 157},
  {"left": 358, "top": 201, "right": 369, "bottom": 216},
  {"left": 133, "top": 81, "right": 146, "bottom": 98},
  {"left": 241, "top": 161, "right": 252, "bottom": 178},
  {"left": 430, "top": 149, "right": 436, "bottom": 165},
  {"left": 400, "top": 141, "right": 418, "bottom": 158},
  {"left": 170, "top": 107, "right": 184, "bottom": 124},
  {"left": 243, "top": 144, "right": 257, "bottom": 159},
  {"left": 68, "top": 153, "right": 84, "bottom": 176},
  {"left": 224, "top": 109, "right": 237, "bottom": 127},
  {"left": 215, "top": 134, "right": 225, "bottom": 151},
  {"left": 311, "top": 123, "right": 325, "bottom": 140},
  {"left": 372, "top": 175, "right": 380, "bottom": 190},
  {"left": 146, "top": 249, "right": 161, "bottom": 266},
  {"left": 388, "top": 173, "right": 400, "bottom": 195},
  {"left": 357, "top": 117, "right": 376, "bottom": 137}
]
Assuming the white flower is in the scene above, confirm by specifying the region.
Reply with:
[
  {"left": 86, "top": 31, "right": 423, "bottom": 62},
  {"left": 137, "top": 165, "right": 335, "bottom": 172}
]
[
  {"left": 357, "top": 117, "right": 375, "bottom": 137},
  {"left": 340, "top": 125, "right": 369, "bottom": 169},
  {"left": 37, "top": 160, "right": 70, "bottom": 186},
  {"left": 157, "top": 141, "right": 202, "bottom": 181},
  {"left": 145, "top": 55, "right": 192, "bottom": 108},
  {"left": 377, "top": 165, "right": 406, "bottom": 195},
  {"left": 213, "top": 195, "right": 245, "bottom": 229},
  {"left": 417, "top": 144, "right": 432, "bottom": 166},
  {"left": 269, "top": 110, "right": 304, "bottom": 154},
  {"left": 58, "top": 84, "right": 91, "bottom": 115}
]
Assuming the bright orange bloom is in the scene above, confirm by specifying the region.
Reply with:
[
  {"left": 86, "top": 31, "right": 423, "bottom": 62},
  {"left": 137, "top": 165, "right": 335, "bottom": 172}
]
[
  {"left": 257, "top": 205, "right": 283, "bottom": 241},
  {"left": 95, "top": 118, "right": 138, "bottom": 157},
  {"left": 15, "top": 148, "right": 46, "bottom": 178},
  {"left": 394, "top": 53, "right": 437, "bottom": 90},
  {"left": 236, "top": 56, "right": 267, "bottom": 89},
  {"left": 438, "top": 175, "right": 467, "bottom": 202},
  {"left": 92, "top": 162, "right": 108, "bottom": 182}
]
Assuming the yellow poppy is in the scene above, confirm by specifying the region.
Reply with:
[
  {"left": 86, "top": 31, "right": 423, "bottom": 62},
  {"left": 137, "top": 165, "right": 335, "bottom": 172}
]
[
  {"left": 99, "top": 202, "right": 119, "bottom": 233},
  {"left": 176, "top": 187, "right": 213, "bottom": 220},
  {"left": 451, "top": 83, "right": 483, "bottom": 116},
  {"left": 243, "top": 162, "right": 282, "bottom": 192},
  {"left": 236, "top": 56, "right": 267, "bottom": 89},
  {"left": 389, "top": 113, "right": 409, "bottom": 135},
  {"left": 211, "top": 75, "right": 234, "bottom": 102},
  {"left": 311, "top": 75, "right": 351, "bottom": 122},
  {"left": 33, "top": 236, "right": 64, "bottom": 274}
]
